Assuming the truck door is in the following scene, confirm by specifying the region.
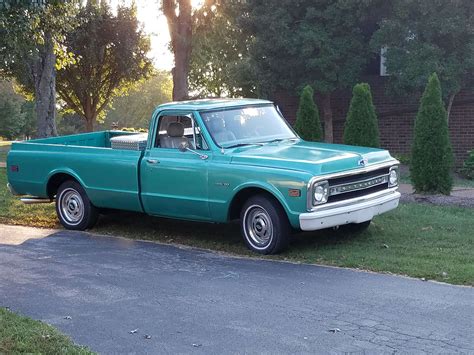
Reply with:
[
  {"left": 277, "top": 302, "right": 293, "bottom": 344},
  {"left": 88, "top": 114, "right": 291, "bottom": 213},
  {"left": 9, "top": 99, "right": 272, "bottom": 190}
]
[{"left": 140, "top": 112, "right": 211, "bottom": 220}]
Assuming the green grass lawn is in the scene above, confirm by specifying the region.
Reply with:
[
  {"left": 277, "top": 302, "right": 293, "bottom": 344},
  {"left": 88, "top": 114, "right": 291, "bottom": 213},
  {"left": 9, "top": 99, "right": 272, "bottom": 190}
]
[
  {"left": 1, "top": 167, "right": 473, "bottom": 285},
  {"left": 0, "top": 167, "right": 57, "bottom": 228},
  {"left": 0, "top": 143, "right": 10, "bottom": 163},
  {"left": 0, "top": 308, "right": 93, "bottom": 354}
]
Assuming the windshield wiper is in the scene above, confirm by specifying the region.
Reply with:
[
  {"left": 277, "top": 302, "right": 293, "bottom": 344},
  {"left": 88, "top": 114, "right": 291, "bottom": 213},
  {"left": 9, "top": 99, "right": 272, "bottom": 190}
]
[
  {"left": 223, "top": 142, "right": 265, "bottom": 149},
  {"left": 256, "top": 138, "right": 298, "bottom": 144}
]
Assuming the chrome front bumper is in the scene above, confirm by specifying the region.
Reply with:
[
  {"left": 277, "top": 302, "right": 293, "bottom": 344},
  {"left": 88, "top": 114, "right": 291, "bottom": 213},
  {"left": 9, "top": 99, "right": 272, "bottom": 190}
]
[{"left": 299, "top": 189, "right": 401, "bottom": 231}]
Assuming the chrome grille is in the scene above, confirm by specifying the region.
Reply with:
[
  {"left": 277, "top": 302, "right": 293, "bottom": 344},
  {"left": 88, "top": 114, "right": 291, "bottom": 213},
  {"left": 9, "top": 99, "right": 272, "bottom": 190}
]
[
  {"left": 329, "top": 174, "right": 389, "bottom": 196},
  {"left": 327, "top": 167, "right": 390, "bottom": 203}
]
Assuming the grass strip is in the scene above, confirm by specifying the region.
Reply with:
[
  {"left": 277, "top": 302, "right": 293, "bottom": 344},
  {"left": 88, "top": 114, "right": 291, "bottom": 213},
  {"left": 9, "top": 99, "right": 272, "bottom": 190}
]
[
  {"left": 0, "top": 308, "right": 93, "bottom": 354},
  {"left": 0, "top": 144, "right": 10, "bottom": 164}
]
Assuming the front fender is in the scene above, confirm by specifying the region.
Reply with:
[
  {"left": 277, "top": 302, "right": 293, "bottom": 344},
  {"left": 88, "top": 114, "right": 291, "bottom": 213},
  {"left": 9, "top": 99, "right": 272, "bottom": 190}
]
[{"left": 227, "top": 180, "right": 304, "bottom": 229}]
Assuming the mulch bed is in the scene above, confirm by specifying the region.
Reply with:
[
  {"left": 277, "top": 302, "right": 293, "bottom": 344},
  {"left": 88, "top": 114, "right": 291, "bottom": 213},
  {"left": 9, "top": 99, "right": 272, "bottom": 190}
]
[{"left": 400, "top": 192, "right": 474, "bottom": 208}]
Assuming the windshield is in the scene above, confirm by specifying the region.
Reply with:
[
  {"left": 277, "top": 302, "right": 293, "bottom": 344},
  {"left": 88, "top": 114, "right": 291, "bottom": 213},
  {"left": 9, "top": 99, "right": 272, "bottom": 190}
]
[{"left": 200, "top": 105, "right": 297, "bottom": 148}]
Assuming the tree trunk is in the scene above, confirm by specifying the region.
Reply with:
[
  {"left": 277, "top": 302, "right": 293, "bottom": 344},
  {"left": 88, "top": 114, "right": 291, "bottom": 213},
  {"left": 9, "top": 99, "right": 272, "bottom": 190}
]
[
  {"left": 321, "top": 92, "right": 333, "bottom": 143},
  {"left": 33, "top": 30, "right": 58, "bottom": 138},
  {"left": 85, "top": 117, "right": 95, "bottom": 132},
  {"left": 163, "top": 0, "right": 192, "bottom": 101},
  {"left": 83, "top": 97, "right": 96, "bottom": 132},
  {"left": 172, "top": 42, "right": 191, "bottom": 101},
  {"left": 446, "top": 91, "right": 457, "bottom": 123}
]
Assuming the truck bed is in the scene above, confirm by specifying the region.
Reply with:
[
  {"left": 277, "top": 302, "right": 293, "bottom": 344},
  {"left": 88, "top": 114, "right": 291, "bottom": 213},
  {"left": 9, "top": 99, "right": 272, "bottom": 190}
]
[
  {"left": 31, "top": 130, "right": 140, "bottom": 148},
  {"left": 7, "top": 131, "right": 145, "bottom": 212}
]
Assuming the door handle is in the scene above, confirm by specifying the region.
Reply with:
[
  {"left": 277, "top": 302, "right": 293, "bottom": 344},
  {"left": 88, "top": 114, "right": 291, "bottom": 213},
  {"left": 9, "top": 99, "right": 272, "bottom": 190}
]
[{"left": 146, "top": 159, "right": 159, "bottom": 164}]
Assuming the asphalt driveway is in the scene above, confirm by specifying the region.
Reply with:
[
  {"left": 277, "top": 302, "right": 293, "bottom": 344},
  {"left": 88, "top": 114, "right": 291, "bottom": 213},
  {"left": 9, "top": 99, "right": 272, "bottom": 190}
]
[{"left": 0, "top": 227, "right": 472, "bottom": 353}]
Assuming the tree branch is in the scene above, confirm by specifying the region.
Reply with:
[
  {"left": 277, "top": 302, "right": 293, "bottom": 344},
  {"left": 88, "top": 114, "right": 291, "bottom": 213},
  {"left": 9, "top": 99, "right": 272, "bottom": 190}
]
[
  {"left": 163, "top": 0, "right": 178, "bottom": 52},
  {"left": 162, "top": 0, "right": 177, "bottom": 21},
  {"left": 57, "top": 88, "right": 85, "bottom": 117},
  {"left": 446, "top": 91, "right": 458, "bottom": 123}
]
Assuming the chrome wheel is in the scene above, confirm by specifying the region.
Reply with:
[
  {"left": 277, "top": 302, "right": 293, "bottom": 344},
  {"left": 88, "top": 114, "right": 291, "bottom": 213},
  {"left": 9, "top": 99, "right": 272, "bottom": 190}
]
[
  {"left": 59, "top": 188, "right": 84, "bottom": 225},
  {"left": 243, "top": 204, "right": 274, "bottom": 249}
]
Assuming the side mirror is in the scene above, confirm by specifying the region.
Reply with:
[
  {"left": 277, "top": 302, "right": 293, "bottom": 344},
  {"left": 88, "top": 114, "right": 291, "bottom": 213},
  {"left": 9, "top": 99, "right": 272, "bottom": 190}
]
[
  {"left": 178, "top": 140, "right": 189, "bottom": 152},
  {"left": 178, "top": 140, "right": 209, "bottom": 160}
]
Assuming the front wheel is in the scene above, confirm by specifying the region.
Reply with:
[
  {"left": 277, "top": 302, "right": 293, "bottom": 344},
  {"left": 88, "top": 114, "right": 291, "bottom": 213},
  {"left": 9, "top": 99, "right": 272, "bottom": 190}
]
[
  {"left": 56, "top": 180, "right": 98, "bottom": 230},
  {"left": 240, "top": 194, "right": 291, "bottom": 255}
]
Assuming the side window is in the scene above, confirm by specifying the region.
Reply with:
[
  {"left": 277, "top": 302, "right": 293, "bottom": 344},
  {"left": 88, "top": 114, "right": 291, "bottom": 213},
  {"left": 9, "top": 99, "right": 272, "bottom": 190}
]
[{"left": 155, "top": 115, "right": 208, "bottom": 150}]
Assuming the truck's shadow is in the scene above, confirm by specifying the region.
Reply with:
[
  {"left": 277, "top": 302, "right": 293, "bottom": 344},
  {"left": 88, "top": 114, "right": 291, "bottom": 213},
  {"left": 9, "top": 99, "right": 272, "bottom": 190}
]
[{"left": 93, "top": 211, "right": 368, "bottom": 258}]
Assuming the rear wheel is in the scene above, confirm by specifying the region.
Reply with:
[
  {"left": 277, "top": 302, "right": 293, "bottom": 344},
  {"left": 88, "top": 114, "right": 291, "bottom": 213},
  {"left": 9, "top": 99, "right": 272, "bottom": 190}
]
[
  {"left": 56, "top": 180, "right": 98, "bottom": 230},
  {"left": 240, "top": 194, "right": 291, "bottom": 254}
]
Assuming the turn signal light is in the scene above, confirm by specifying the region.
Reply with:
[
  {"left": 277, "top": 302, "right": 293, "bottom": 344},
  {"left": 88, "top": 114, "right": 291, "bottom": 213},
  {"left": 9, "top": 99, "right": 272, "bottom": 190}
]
[{"left": 288, "top": 189, "right": 301, "bottom": 197}]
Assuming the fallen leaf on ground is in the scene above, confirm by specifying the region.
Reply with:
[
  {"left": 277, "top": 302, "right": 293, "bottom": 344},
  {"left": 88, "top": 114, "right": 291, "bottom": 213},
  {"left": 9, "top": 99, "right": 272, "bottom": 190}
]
[
  {"left": 328, "top": 328, "right": 341, "bottom": 333},
  {"left": 130, "top": 329, "right": 138, "bottom": 334}
]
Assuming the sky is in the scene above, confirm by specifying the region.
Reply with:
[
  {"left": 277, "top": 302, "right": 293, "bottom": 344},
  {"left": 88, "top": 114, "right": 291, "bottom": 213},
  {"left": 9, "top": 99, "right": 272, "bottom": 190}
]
[{"left": 110, "top": 0, "right": 205, "bottom": 70}]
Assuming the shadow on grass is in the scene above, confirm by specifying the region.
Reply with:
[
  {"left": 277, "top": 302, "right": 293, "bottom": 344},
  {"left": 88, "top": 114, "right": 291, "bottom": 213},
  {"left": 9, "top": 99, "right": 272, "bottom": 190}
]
[{"left": 93, "top": 210, "right": 364, "bottom": 260}]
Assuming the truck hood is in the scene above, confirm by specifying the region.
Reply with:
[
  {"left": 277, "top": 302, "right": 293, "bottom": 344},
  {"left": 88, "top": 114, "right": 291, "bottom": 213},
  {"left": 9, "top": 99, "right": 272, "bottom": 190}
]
[{"left": 229, "top": 140, "right": 395, "bottom": 175}]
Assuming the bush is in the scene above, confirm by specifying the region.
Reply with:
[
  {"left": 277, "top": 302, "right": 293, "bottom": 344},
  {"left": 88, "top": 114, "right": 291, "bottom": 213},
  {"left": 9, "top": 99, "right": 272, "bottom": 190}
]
[
  {"left": 120, "top": 127, "right": 147, "bottom": 133},
  {"left": 460, "top": 150, "right": 474, "bottom": 180},
  {"left": 393, "top": 153, "right": 411, "bottom": 166},
  {"left": 343, "top": 83, "right": 379, "bottom": 148},
  {"left": 294, "top": 85, "right": 323, "bottom": 141},
  {"left": 410, "top": 73, "right": 453, "bottom": 194}
]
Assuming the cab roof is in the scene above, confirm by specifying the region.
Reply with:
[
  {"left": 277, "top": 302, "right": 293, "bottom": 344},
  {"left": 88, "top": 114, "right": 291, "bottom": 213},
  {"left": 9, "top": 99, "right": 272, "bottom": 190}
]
[{"left": 155, "top": 98, "right": 273, "bottom": 112}]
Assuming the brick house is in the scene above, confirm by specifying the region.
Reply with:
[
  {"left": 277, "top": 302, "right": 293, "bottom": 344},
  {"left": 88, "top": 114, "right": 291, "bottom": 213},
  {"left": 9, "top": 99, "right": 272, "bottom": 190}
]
[{"left": 273, "top": 70, "right": 474, "bottom": 167}]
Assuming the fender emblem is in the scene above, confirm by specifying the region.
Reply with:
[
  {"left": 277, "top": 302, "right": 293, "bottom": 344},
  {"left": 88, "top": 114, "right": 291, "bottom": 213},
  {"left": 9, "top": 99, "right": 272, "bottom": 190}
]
[{"left": 215, "top": 182, "right": 230, "bottom": 187}]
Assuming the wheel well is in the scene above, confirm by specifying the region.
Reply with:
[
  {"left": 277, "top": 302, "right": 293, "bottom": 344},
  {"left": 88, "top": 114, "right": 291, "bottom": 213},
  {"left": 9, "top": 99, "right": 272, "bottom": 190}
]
[
  {"left": 228, "top": 187, "right": 283, "bottom": 221},
  {"left": 47, "top": 173, "right": 78, "bottom": 198}
]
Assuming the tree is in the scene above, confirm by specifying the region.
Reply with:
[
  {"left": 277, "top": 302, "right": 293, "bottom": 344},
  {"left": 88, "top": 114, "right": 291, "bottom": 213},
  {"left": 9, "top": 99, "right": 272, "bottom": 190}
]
[
  {"left": 189, "top": 1, "right": 254, "bottom": 98},
  {"left": 460, "top": 150, "right": 474, "bottom": 180},
  {"left": 371, "top": 0, "right": 474, "bottom": 120},
  {"left": 0, "top": 80, "right": 36, "bottom": 140},
  {"left": 0, "top": 80, "right": 25, "bottom": 140},
  {"left": 56, "top": 1, "right": 153, "bottom": 132},
  {"left": 100, "top": 72, "right": 172, "bottom": 130},
  {"left": 20, "top": 101, "right": 36, "bottom": 139},
  {"left": 162, "top": 0, "right": 193, "bottom": 101},
  {"left": 243, "top": 0, "right": 376, "bottom": 142},
  {"left": 0, "top": 1, "right": 76, "bottom": 138},
  {"left": 294, "top": 85, "right": 322, "bottom": 141},
  {"left": 343, "top": 83, "right": 379, "bottom": 148},
  {"left": 57, "top": 113, "right": 84, "bottom": 136},
  {"left": 411, "top": 73, "right": 453, "bottom": 194}
]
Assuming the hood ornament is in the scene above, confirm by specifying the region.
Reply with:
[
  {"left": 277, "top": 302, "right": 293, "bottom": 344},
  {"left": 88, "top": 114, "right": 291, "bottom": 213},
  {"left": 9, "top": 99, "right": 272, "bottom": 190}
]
[{"left": 358, "top": 158, "right": 368, "bottom": 166}]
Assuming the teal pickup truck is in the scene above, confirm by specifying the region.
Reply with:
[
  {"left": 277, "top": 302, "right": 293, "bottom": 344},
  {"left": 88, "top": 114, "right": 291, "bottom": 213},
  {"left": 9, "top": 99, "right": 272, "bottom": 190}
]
[{"left": 7, "top": 99, "right": 400, "bottom": 254}]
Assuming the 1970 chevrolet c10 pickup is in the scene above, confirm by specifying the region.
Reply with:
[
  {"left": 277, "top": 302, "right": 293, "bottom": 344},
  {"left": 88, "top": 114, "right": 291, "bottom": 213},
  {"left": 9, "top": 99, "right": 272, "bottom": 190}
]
[{"left": 7, "top": 99, "right": 401, "bottom": 254}]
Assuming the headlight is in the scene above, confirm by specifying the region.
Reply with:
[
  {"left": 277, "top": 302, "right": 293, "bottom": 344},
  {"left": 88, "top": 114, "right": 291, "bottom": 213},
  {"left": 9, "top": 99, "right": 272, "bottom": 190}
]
[
  {"left": 388, "top": 166, "right": 399, "bottom": 187},
  {"left": 313, "top": 181, "right": 329, "bottom": 205}
]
